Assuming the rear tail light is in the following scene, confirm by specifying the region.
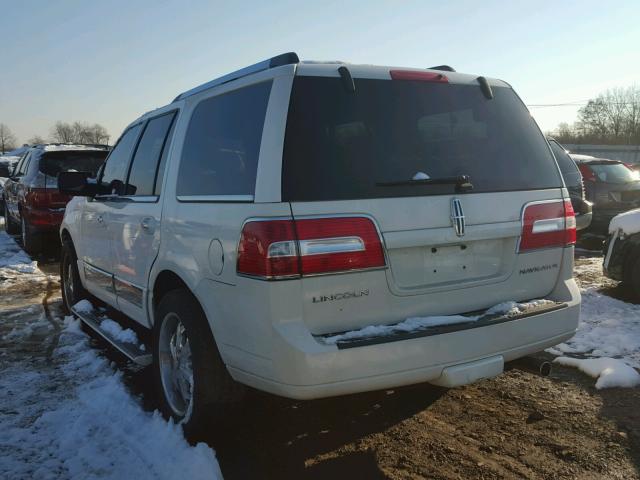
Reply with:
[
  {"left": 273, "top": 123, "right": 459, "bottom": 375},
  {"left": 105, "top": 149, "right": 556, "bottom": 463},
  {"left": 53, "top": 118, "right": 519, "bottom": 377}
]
[
  {"left": 25, "top": 188, "right": 71, "bottom": 208},
  {"left": 518, "top": 200, "right": 576, "bottom": 252},
  {"left": 578, "top": 164, "right": 596, "bottom": 182},
  {"left": 390, "top": 70, "right": 449, "bottom": 83},
  {"left": 237, "top": 217, "right": 386, "bottom": 280}
]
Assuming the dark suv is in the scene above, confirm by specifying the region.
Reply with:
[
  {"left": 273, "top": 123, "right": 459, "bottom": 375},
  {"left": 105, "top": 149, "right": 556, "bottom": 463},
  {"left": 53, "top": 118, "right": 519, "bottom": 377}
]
[
  {"left": 3, "top": 144, "right": 109, "bottom": 253},
  {"left": 571, "top": 155, "right": 640, "bottom": 235},
  {"left": 547, "top": 139, "right": 592, "bottom": 231}
]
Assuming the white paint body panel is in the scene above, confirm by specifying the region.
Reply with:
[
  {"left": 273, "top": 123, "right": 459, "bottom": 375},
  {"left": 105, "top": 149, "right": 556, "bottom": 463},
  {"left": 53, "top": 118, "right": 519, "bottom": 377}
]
[{"left": 60, "top": 60, "right": 581, "bottom": 400}]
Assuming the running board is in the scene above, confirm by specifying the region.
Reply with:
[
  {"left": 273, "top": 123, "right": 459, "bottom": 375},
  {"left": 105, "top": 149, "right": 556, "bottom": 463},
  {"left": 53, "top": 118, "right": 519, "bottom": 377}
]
[{"left": 71, "top": 307, "right": 152, "bottom": 366}]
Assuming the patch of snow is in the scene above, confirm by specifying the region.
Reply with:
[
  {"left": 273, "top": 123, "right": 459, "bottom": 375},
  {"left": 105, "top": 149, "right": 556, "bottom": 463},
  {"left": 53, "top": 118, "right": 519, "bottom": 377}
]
[
  {"left": 0, "top": 228, "right": 46, "bottom": 289},
  {"left": 554, "top": 356, "right": 640, "bottom": 389},
  {"left": 42, "top": 144, "right": 108, "bottom": 152},
  {"left": 551, "top": 288, "right": 640, "bottom": 368},
  {"left": 412, "top": 171, "right": 430, "bottom": 180},
  {"left": 321, "top": 299, "right": 555, "bottom": 345},
  {"left": 73, "top": 299, "right": 94, "bottom": 313},
  {"left": 0, "top": 317, "right": 223, "bottom": 479},
  {"left": 99, "top": 318, "right": 140, "bottom": 345},
  {"left": 72, "top": 300, "right": 145, "bottom": 350},
  {"left": 609, "top": 208, "right": 640, "bottom": 235}
]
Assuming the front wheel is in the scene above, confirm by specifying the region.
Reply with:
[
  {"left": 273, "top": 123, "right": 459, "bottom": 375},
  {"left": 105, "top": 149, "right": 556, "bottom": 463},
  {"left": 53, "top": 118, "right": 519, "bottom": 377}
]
[{"left": 153, "top": 289, "right": 244, "bottom": 438}]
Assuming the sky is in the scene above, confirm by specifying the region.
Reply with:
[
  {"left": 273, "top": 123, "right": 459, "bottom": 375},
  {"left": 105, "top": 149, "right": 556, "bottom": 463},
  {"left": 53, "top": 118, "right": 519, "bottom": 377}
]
[{"left": 1, "top": 0, "right": 639, "bottom": 145}]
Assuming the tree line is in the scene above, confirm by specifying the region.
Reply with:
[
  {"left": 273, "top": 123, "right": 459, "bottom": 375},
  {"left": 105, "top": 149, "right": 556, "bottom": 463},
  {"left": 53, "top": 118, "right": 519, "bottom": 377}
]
[
  {"left": 0, "top": 121, "right": 110, "bottom": 154},
  {"left": 552, "top": 85, "right": 640, "bottom": 145}
]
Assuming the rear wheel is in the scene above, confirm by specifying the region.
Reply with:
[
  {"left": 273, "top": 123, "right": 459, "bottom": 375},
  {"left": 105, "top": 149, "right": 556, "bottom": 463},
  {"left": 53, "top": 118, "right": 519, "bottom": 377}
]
[
  {"left": 153, "top": 289, "right": 244, "bottom": 438},
  {"left": 4, "top": 203, "right": 18, "bottom": 234},
  {"left": 60, "top": 239, "right": 88, "bottom": 314},
  {"left": 21, "top": 215, "right": 43, "bottom": 255}
]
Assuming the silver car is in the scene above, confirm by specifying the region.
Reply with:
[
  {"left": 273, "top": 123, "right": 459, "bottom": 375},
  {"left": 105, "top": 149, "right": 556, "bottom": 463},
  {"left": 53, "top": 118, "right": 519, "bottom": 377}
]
[{"left": 58, "top": 53, "right": 580, "bottom": 436}]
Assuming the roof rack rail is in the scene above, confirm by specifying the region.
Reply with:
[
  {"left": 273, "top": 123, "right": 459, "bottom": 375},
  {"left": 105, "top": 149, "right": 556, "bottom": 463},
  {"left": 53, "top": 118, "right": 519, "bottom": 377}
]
[
  {"left": 172, "top": 52, "right": 299, "bottom": 102},
  {"left": 428, "top": 65, "right": 456, "bottom": 72}
]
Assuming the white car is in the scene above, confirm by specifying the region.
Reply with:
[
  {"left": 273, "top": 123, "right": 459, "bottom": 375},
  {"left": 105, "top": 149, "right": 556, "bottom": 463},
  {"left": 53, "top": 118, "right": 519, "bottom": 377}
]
[{"left": 58, "top": 53, "right": 580, "bottom": 436}]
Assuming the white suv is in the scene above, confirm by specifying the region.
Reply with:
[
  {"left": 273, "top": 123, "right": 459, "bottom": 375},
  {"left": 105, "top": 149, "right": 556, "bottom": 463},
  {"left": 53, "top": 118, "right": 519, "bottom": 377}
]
[{"left": 58, "top": 53, "right": 580, "bottom": 435}]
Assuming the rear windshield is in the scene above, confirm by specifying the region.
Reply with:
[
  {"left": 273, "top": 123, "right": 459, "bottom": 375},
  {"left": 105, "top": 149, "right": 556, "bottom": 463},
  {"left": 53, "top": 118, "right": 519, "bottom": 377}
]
[
  {"left": 588, "top": 162, "right": 640, "bottom": 184},
  {"left": 283, "top": 77, "right": 562, "bottom": 201},
  {"left": 40, "top": 150, "right": 108, "bottom": 178}
]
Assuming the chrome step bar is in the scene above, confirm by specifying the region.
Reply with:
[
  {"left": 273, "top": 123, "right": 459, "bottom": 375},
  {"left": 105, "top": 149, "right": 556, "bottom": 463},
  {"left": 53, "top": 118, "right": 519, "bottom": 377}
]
[{"left": 71, "top": 306, "right": 152, "bottom": 366}]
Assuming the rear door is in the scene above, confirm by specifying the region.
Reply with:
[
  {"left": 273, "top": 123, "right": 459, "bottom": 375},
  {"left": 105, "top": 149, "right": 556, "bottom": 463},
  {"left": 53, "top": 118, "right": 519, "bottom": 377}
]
[
  {"left": 282, "top": 73, "right": 568, "bottom": 333},
  {"left": 81, "top": 124, "right": 144, "bottom": 304},
  {"left": 109, "top": 111, "right": 177, "bottom": 326}
]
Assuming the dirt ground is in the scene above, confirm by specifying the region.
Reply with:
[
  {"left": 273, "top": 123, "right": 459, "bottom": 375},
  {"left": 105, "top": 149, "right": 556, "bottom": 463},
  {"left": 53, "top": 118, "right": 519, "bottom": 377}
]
[{"left": 2, "top": 244, "right": 639, "bottom": 479}]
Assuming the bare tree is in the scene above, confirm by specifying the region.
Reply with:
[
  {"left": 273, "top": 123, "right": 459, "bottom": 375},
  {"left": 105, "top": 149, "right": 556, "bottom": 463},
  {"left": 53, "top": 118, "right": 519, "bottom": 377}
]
[
  {"left": 50, "top": 121, "right": 75, "bottom": 143},
  {"left": 85, "top": 123, "right": 110, "bottom": 145},
  {"left": 0, "top": 123, "right": 18, "bottom": 153},
  {"left": 27, "top": 135, "right": 46, "bottom": 145},
  {"left": 50, "top": 121, "right": 110, "bottom": 145},
  {"left": 555, "top": 85, "right": 640, "bottom": 144}
]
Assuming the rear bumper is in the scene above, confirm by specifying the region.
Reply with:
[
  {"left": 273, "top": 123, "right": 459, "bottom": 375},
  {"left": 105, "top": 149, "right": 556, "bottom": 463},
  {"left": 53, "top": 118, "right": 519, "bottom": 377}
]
[
  {"left": 228, "top": 279, "right": 580, "bottom": 400},
  {"left": 575, "top": 211, "right": 592, "bottom": 231}
]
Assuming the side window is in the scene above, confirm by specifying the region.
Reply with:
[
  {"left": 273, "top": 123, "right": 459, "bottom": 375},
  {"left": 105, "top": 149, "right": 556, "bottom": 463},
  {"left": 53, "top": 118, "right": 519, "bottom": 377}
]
[
  {"left": 16, "top": 152, "right": 31, "bottom": 176},
  {"left": 177, "top": 80, "right": 272, "bottom": 197},
  {"left": 99, "top": 124, "right": 143, "bottom": 195},
  {"left": 154, "top": 116, "right": 177, "bottom": 196},
  {"left": 549, "top": 141, "right": 578, "bottom": 175},
  {"left": 125, "top": 112, "right": 176, "bottom": 197}
]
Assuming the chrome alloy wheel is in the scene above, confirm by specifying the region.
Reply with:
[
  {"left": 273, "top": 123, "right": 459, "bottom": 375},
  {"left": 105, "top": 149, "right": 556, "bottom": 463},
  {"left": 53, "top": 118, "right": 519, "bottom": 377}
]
[
  {"left": 62, "top": 254, "right": 75, "bottom": 309},
  {"left": 159, "top": 313, "right": 194, "bottom": 420}
]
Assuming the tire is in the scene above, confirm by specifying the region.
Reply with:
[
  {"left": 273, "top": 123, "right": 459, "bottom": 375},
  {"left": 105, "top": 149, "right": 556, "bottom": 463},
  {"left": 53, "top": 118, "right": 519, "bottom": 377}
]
[
  {"left": 60, "top": 239, "right": 88, "bottom": 314},
  {"left": 624, "top": 252, "right": 640, "bottom": 302},
  {"left": 153, "top": 289, "right": 244, "bottom": 438},
  {"left": 4, "top": 203, "right": 18, "bottom": 235},
  {"left": 21, "top": 215, "right": 43, "bottom": 255}
]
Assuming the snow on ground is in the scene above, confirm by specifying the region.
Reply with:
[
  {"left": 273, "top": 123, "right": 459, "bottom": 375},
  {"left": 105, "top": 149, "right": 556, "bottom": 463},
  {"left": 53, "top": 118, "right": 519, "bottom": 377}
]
[
  {"left": 0, "top": 220, "right": 47, "bottom": 289},
  {"left": 547, "top": 256, "right": 640, "bottom": 388},
  {"left": 0, "top": 317, "right": 223, "bottom": 479},
  {"left": 321, "top": 299, "right": 556, "bottom": 345},
  {"left": 0, "top": 223, "right": 223, "bottom": 480},
  {"left": 554, "top": 356, "right": 640, "bottom": 389}
]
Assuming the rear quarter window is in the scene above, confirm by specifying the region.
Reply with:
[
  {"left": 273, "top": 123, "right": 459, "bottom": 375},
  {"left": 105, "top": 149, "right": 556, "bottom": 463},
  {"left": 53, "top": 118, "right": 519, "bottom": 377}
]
[
  {"left": 177, "top": 81, "right": 272, "bottom": 197},
  {"left": 283, "top": 77, "right": 562, "bottom": 201}
]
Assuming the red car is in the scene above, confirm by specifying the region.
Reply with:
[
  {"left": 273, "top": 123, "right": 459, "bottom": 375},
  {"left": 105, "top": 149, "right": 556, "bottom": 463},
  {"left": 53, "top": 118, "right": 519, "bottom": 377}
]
[{"left": 3, "top": 144, "right": 109, "bottom": 254}]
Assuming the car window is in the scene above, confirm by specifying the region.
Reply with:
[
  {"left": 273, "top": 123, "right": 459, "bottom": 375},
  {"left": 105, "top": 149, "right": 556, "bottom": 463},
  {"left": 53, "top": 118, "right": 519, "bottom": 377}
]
[
  {"left": 98, "top": 124, "right": 143, "bottom": 195},
  {"left": 40, "top": 151, "right": 108, "bottom": 178},
  {"left": 549, "top": 141, "right": 579, "bottom": 176},
  {"left": 126, "top": 112, "right": 176, "bottom": 196},
  {"left": 154, "top": 115, "right": 177, "bottom": 196},
  {"left": 589, "top": 163, "right": 640, "bottom": 184},
  {"left": 15, "top": 152, "right": 31, "bottom": 176},
  {"left": 282, "top": 77, "right": 562, "bottom": 201},
  {"left": 176, "top": 80, "right": 272, "bottom": 197}
]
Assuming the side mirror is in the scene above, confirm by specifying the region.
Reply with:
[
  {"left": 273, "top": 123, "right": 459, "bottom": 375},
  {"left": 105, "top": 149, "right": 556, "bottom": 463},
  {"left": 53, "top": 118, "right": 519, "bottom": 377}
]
[{"left": 58, "top": 171, "right": 97, "bottom": 197}]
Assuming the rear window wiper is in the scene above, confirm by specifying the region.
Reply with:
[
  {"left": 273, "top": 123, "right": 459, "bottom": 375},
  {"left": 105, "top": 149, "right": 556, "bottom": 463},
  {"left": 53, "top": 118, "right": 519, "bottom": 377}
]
[{"left": 376, "top": 175, "right": 473, "bottom": 193}]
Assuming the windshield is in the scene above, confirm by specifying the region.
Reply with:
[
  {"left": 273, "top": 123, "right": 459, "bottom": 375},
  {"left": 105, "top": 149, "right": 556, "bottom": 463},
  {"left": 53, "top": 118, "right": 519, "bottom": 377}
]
[
  {"left": 40, "top": 150, "right": 108, "bottom": 178},
  {"left": 282, "top": 76, "right": 562, "bottom": 201},
  {"left": 589, "top": 162, "right": 640, "bottom": 184}
]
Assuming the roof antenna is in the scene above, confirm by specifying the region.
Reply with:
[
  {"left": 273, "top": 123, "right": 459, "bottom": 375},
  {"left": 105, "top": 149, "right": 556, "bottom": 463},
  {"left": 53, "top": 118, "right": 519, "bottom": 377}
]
[
  {"left": 338, "top": 66, "right": 355, "bottom": 93},
  {"left": 476, "top": 76, "right": 493, "bottom": 99}
]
